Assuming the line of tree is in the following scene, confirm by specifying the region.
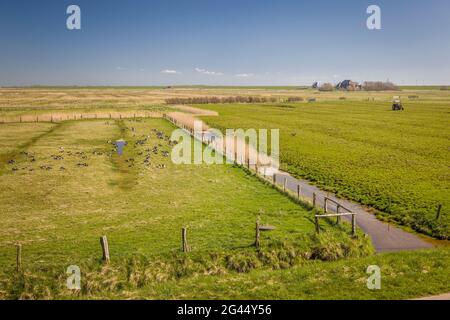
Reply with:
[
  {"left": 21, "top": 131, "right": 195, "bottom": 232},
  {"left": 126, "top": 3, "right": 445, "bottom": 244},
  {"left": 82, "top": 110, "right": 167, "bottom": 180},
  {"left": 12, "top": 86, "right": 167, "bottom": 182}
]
[
  {"left": 313, "top": 80, "right": 400, "bottom": 91},
  {"left": 166, "top": 96, "right": 304, "bottom": 105},
  {"left": 362, "top": 81, "right": 399, "bottom": 91}
]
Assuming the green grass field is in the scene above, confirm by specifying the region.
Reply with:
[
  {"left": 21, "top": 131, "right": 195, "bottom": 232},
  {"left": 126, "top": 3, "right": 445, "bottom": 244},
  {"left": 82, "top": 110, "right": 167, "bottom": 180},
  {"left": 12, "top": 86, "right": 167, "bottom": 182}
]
[
  {"left": 0, "top": 117, "right": 375, "bottom": 299},
  {"left": 0, "top": 118, "right": 324, "bottom": 260},
  {"left": 0, "top": 87, "right": 449, "bottom": 300},
  {"left": 196, "top": 95, "right": 450, "bottom": 239}
]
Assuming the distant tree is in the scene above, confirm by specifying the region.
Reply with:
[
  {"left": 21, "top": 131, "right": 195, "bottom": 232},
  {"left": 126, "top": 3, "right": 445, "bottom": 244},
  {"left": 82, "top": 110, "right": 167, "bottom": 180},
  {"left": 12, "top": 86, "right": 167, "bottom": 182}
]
[
  {"left": 319, "top": 83, "right": 334, "bottom": 92},
  {"left": 362, "top": 81, "right": 399, "bottom": 91}
]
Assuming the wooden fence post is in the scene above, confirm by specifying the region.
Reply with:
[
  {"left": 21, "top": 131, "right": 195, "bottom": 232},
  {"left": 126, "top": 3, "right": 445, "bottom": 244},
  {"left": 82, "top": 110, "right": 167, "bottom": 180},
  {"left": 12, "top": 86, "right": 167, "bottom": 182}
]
[
  {"left": 351, "top": 214, "right": 356, "bottom": 236},
  {"left": 313, "top": 193, "right": 316, "bottom": 207},
  {"left": 273, "top": 173, "right": 276, "bottom": 185},
  {"left": 100, "top": 236, "right": 110, "bottom": 262},
  {"left": 247, "top": 158, "right": 250, "bottom": 169},
  {"left": 255, "top": 221, "right": 260, "bottom": 248},
  {"left": 182, "top": 227, "right": 190, "bottom": 252},
  {"left": 324, "top": 197, "right": 328, "bottom": 213},
  {"left": 336, "top": 204, "right": 341, "bottom": 224},
  {"left": 16, "top": 244, "right": 22, "bottom": 272},
  {"left": 315, "top": 215, "right": 320, "bottom": 234},
  {"left": 283, "top": 178, "right": 287, "bottom": 192},
  {"left": 436, "top": 204, "right": 442, "bottom": 221},
  {"left": 297, "top": 184, "right": 301, "bottom": 199}
]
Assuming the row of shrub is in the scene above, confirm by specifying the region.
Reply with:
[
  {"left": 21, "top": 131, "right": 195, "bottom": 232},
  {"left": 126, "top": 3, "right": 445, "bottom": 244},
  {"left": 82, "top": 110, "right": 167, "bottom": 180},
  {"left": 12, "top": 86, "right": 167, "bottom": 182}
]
[{"left": 166, "top": 96, "right": 305, "bottom": 105}]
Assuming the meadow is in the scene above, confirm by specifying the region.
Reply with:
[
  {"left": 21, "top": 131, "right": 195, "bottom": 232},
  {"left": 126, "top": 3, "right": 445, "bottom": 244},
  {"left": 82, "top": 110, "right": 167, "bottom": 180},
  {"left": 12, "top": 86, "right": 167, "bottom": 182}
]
[
  {"left": 0, "top": 116, "right": 374, "bottom": 299},
  {"left": 0, "top": 87, "right": 448, "bottom": 300},
  {"left": 196, "top": 90, "right": 450, "bottom": 239}
]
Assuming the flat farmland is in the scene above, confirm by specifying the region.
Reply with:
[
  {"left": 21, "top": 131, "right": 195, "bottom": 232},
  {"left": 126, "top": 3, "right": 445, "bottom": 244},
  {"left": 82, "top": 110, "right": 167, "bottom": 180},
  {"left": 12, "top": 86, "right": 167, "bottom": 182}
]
[{"left": 0, "top": 87, "right": 448, "bottom": 300}]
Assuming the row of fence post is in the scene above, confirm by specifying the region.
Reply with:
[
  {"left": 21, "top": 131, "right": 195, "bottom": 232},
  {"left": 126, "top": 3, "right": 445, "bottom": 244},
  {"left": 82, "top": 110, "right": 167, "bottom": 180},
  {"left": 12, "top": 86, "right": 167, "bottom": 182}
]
[
  {"left": 269, "top": 172, "right": 358, "bottom": 236},
  {"left": 0, "top": 113, "right": 153, "bottom": 124},
  {"left": 162, "top": 114, "right": 446, "bottom": 238},
  {"left": 164, "top": 114, "right": 334, "bottom": 236},
  {"left": 14, "top": 229, "right": 192, "bottom": 271}
]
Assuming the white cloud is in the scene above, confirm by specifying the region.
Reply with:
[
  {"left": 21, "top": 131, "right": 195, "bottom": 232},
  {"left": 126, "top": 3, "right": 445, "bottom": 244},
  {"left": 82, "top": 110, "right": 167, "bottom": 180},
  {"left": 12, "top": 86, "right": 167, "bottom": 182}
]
[
  {"left": 235, "top": 73, "right": 254, "bottom": 78},
  {"left": 116, "top": 67, "right": 126, "bottom": 71},
  {"left": 195, "top": 68, "right": 223, "bottom": 76},
  {"left": 161, "top": 69, "right": 181, "bottom": 74}
]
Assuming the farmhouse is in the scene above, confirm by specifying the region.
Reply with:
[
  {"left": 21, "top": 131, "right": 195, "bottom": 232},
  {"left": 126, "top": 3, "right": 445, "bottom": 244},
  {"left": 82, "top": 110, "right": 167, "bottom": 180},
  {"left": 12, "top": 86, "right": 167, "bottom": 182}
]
[{"left": 336, "top": 80, "right": 361, "bottom": 91}]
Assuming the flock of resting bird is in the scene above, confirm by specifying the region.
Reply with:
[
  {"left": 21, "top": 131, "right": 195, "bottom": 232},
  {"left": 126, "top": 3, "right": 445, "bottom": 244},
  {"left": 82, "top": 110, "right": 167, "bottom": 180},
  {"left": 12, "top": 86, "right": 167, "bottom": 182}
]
[{"left": 6, "top": 122, "right": 177, "bottom": 173}]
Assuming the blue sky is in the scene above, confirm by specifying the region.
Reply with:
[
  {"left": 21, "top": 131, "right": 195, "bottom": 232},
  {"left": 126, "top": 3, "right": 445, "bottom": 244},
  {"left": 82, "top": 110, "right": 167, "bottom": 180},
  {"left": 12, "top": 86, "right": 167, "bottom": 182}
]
[{"left": 0, "top": 0, "right": 449, "bottom": 86}]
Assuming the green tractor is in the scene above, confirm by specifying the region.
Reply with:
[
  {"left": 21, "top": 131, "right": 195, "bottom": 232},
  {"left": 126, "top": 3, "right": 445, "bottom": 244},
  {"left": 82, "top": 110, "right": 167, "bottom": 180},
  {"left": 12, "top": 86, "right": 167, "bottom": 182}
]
[{"left": 392, "top": 96, "right": 404, "bottom": 111}]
